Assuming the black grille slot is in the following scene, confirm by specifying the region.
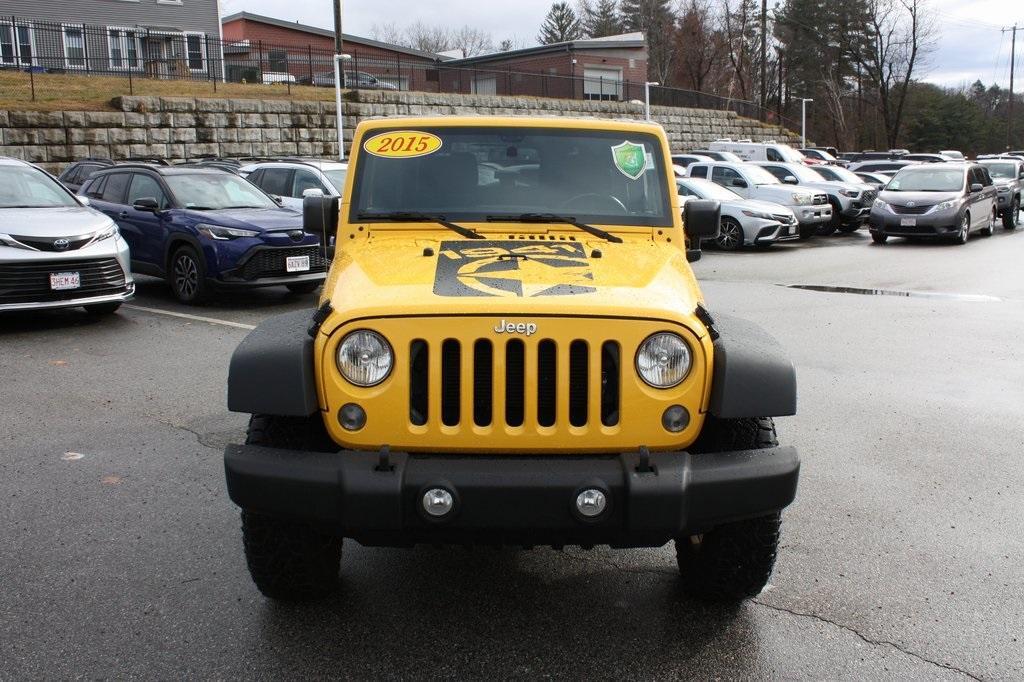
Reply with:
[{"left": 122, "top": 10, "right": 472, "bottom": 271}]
[
  {"left": 441, "top": 340, "right": 461, "bottom": 426},
  {"left": 601, "top": 342, "right": 620, "bottom": 426},
  {"left": 569, "top": 341, "right": 589, "bottom": 427},
  {"left": 473, "top": 340, "right": 493, "bottom": 427},
  {"left": 409, "top": 340, "right": 429, "bottom": 426},
  {"left": 9, "top": 235, "right": 94, "bottom": 252},
  {"left": 0, "top": 257, "right": 126, "bottom": 305},
  {"left": 505, "top": 340, "right": 525, "bottom": 427},
  {"left": 238, "top": 246, "right": 327, "bottom": 280},
  {"left": 891, "top": 204, "right": 933, "bottom": 215},
  {"left": 537, "top": 340, "right": 557, "bottom": 427}
]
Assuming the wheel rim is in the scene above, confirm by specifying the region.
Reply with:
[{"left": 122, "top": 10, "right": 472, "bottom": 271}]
[
  {"left": 960, "top": 215, "right": 969, "bottom": 241},
  {"left": 174, "top": 254, "right": 198, "bottom": 298},
  {"left": 717, "top": 222, "right": 741, "bottom": 249},
  {"left": 1013, "top": 201, "right": 1020, "bottom": 226}
]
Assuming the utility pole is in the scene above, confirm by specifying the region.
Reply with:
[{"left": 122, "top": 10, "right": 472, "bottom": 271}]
[
  {"left": 1005, "top": 24, "right": 1018, "bottom": 150},
  {"left": 333, "top": 0, "right": 345, "bottom": 160},
  {"left": 760, "top": 0, "right": 767, "bottom": 120},
  {"left": 800, "top": 98, "right": 813, "bottom": 148}
]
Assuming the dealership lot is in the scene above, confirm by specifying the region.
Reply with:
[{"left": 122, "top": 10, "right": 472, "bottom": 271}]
[{"left": 2, "top": 230, "right": 1022, "bottom": 679}]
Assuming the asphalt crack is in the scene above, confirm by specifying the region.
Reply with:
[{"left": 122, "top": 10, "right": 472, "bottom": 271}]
[
  {"left": 753, "top": 599, "right": 982, "bottom": 680},
  {"left": 154, "top": 419, "right": 222, "bottom": 451}
]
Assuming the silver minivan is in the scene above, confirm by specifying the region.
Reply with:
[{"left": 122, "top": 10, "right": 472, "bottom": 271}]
[{"left": 0, "top": 157, "right": 134, "bottom": 314}]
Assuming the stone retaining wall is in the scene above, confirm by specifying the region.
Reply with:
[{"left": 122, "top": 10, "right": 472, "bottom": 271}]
[{"left": 0, "top": 90, "right": 801, "bottom": 173}]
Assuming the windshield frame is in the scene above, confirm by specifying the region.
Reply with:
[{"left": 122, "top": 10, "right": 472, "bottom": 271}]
[
  {"left": 885, "top": 167, "right": 967, "bottom": 193},
  {"left": 348, "top": 125, "right": 675, "bottom": 228},
  {"left": 0, "top": 164, "right": 82, "bottom": 209},
  {"left": 163, "top": 172, "right": 279, "bottom": 210}
]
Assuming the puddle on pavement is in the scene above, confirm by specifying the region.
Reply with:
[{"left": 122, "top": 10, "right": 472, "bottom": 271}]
[{"left": 781, "top": 284, "right": 1002, "bottom": 302}]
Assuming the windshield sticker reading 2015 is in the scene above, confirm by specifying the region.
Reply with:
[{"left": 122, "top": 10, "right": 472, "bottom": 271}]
[{"left": 363, "top": 131, "right": 443, "bottom": 158}]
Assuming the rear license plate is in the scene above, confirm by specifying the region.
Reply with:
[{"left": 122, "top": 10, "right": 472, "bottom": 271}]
[
  {"left": 50, "top": 272, "right": 81, "bottom": 290},
  {"left": 900, "top": 218, "right": 917, "bottom": 227},
  {"left": 285, "top": 255, "right": 310, "bottom": 273}
]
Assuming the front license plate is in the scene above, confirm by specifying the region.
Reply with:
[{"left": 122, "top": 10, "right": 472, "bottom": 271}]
[
  {"left": 49, "top": 272, "right": 80, "bottom": 290},
  {"left": 788, "top": 225, "right": 797, "bottom": 234},
  {"left": 285, "top": 255, "right": 310, "bottom": 273},
  {"left": 900, "top": 218, "right": 917, "bottom": 227}
]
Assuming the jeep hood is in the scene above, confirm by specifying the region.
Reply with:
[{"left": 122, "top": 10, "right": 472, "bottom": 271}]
[{"left": 322, "top": 233, "right": 705, "bottom": 330}]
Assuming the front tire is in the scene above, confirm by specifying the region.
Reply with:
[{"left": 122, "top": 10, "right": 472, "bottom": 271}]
[
  {"left": 169, "top": 245, "right": 209, "bottom": 304},
  {"left": 1003, "top": 198, "right": 1020, "bottom": 229},
  {"left": 715, "top": 217, "right": 744, "bottom": 251},
  {"left": 675, "top": 416, "right": 784, "bottom": 602},
  {"left": 240, "top": 415, "right": 341, "bottom": 601},
  {"left": 982, "top": 207, "right": 997, "bottom": 236},
  {"left": 871, "top": 231, "right": 888, "bottom": 244},
  {"left": 954, "top": 212, "right": 970, "bottom": 245}
]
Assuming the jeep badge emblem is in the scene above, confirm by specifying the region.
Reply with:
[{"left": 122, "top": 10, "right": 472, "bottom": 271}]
[
  {"left": 53, "top": 238, "right": 70, "bottom": 250},
  {"left": 494, "top": 319, "right": 537, "bottom": 336}
]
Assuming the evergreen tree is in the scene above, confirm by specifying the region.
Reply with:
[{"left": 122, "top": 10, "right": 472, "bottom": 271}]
[
  {"left": 579, "top": 0, "right": 623, "bottom": 38},
  {"left": 619, "top": 0, "right": 676, "bottom": 82},
  {"left": 537, "top": 2, "right": 584, "bottom": 44}
]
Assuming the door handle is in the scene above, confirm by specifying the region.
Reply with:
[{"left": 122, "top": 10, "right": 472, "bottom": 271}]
[{"left": 118, "top": 211, "right": 129, "bottom": 219}]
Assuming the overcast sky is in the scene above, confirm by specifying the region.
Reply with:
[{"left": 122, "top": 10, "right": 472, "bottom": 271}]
[{"left": 221, "top": 0, "right": 1023, "bottom": 90}]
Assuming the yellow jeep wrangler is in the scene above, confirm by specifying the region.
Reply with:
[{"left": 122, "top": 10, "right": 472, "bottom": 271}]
[{"left": 224, "top": 117, "right": 799, "bottom": 602}]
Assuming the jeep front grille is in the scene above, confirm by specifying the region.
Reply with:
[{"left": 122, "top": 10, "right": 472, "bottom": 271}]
[{"left": 409, "top": 337, "right": 621, "bottom": 429}]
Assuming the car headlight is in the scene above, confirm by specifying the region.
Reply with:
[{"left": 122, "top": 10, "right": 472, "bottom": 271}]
[
  {"left": 741, "top": 209, "right": 773, "bottom": 220},
  {"left": 93, "top": 223, "right": 119, "bottom": 241},
  {"left": 196, "top": 223, "right": 260, "bottom": 240},
  {"left": 337, "top": 330, "right": 393, "bottom": 387},
  {"left": 792, "top": 193, "right": 812, "bottom": 205},
  {"left": 840, "top": 189, "right": 860, "bottom": 198},
  {"left": 935, "top": 199, "right": 960, "bottom": 211},
  {"left": 873, "top": 198, "right": 887, "bottom": 209},
  {"left": 636, "top": 332, "right": 691, "bottom": 388}
]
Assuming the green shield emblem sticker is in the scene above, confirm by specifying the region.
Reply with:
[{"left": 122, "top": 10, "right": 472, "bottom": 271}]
[{"left": 611, "top": 141, "right": 646, "bottom": 180}]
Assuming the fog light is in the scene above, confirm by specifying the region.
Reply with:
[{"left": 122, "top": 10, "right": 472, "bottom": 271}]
[
  {"left": 338, "top": 403, "right": 366, "bottom": 431},
  {"left": 576, "top": 489, "right": 607, "bottom": 518},
  {"left": 423, "top": 488, "right": 454, "bottom": 517},
  {"left": 662, "top": 405, "right": 690, "bottom": 432}
]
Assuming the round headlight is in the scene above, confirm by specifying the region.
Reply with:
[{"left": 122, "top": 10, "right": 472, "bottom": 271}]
[
  {"left": 337, "top": 330, "right": 393, "bottom": 387},
  {"left": 636, "top": 332, "right": 691, "bottom": 388}
]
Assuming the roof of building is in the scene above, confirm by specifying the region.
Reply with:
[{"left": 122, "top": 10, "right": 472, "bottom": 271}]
[
  {"left": 221, "top": 11, "right": 447, "bottom": 61},
  {"left": 444, "top": 32, "right": 646, "bottom": 66}
]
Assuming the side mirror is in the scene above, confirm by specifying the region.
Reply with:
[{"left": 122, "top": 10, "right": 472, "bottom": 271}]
[
  {"left": 730, "top": 177, "right": 748, "bottom": 188},
  {"left": 969, "top": 183, "right": 983, "bottom": 193},
  {"left": 77, "top": 195, "right": 91, "bottom": 207},
  {"left": 302, "top": 188, "right": 325, "bottom": 198},
  {"left": 783, "top": 175, "right": 798, "bottom": 185},
  {"left": 1018, "top": 170, "right": 1024, "bottom": 179},
  {"left": 683, "top": 199, "right": 721, "bottom": 263},
  {"left": 132, "top": 197, "right": 160, "bottom": 212},
  {"left": 303, "top": 195, "right": 340, "bottom": 237}
]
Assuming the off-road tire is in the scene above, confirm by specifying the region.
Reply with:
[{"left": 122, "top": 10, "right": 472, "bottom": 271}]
[
  {"left": 169, "top": 245, "right": 209, "bottom": 304},
  {"left": 838, "top": 222, "right": 861, "bottom": 233},
  {"left": 1003, "top": 198, "right": 1019, "bottom": 229},
  {"left": 84, "top": 302, "right": 122, "bottom": 315},
  {"left": 240, "top": 414, "right": 341, "bottom": 600},
  {"left": 675, "top": 416, "right": 783, "bottom": 602},
  {"left": 870, "top": 231, "right": 888, "bottom": 244},
  {"left": 286, "top": 281, "right": 321, "bottom": 295}
]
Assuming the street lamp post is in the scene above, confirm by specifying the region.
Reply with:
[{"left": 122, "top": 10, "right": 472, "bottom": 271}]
[
  {"left": 644, "top": 81, "right": 659, "bottom": 121},
  {"left": 800, "top": 98, "right": 813, "bottom": 148},
  {"left": 333, "top": 53, "right": 352, "bottom": 161}
]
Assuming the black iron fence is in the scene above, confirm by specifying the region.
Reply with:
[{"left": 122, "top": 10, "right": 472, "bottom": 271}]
[{"left": 1, "top": 16, "right": 800, "bottom": 131}]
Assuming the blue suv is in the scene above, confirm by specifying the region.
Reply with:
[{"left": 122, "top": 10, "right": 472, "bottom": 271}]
[{"left": 79, "top": 164, "right": 326, "bottom": 303}]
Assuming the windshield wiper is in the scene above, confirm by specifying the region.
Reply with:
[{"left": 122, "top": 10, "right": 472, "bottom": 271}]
[
  {"left": 357, "top": 211, "right": 483, "bottom": 239},
  {"left": 485, "top": 213, "right": 622, "bottom": 243}
]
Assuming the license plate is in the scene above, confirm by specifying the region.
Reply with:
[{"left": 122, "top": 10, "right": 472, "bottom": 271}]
[
  {"left": 49, "top": 272, "right": 80, "bottom": 290},
  {"left": 788, "top": 225, "right": 797, "bottom": 234},
  {"left": 900, "top": 218, "right": 917, "bottom": 227},
  {"left": 285, "top": 256, "right": 310, "bottom": 273}
]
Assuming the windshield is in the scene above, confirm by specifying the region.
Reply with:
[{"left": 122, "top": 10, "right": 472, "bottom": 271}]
[
  {"left": 351, "top": 127, "right": 672, "bottom": 226},
  {"left": 0, "top": 166, "right": 79, "bottom": 208},
  {"left": 980, "top": 162, "right": 1016, "bottom": 179},
  {"left": 165, "top": 173, "right": 277, "bottom": 209},
  {"left": 815, "top": 166, "right": 862, "bottom": 183},
  {"left": 785, "top": 164, "right": 825, "bottom": 182},
  {"left": 744, "top": 165, "right": 781, "bottom": 185},
  {"left": 886, "top": 168, "right": 965, "bottom": 192},
  {"left": 324, "top": 169, "right": 347, "bottom": 192},
  {"left": 679, "top": 179, "right": 741, "bottom": 201},
  {"left": 776, "top": 147, "right": 806, "bottom": 163}
]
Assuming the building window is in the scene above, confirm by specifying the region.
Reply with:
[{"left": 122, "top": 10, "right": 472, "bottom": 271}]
[
  {"left": 268, "top": 49, "right": 287, "bottom": 72},
  {"left": 185, "top": 33, "right": 205, "bottom": 71},
  {"left": 2, "top": 23, "right": 35, "bottom": 66},
  {"left": 62, "top": 25, "right": 87, "bottom": 69},
  {"left": 108, "top": 28, "right": 142, "bottom": 70},
  {"left": 582, "top": 66, "right": 622, "bottom": 101}
]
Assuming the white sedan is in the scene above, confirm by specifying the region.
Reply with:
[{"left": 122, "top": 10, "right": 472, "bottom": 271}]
[{"left": 677, "top": 177, "right": 800, "bottom": 250}]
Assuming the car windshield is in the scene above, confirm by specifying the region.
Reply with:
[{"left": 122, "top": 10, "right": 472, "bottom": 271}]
[
  {"left": 815, "top": 166, "right": 862, "bottom": 183},
  {"left": 811, "top": 149, "right": 837, "bottom": 161},
  {"left": 743, "top": 165, "right": 781, "bottom": 185},
  {"left": 679, "top": 179, "right": 740, "bottom": 201},
  {"left": 165, "top": 173, "right": 277, "bottom": 209},
  {"left": 0, "top": 166, "right": 79, "bottom": 208},
  {"left": 351, "top": 126, "right": 672, "bottom": 226},
  {"left": 776, "top": 147, "right": 806, "bottom": 163},
  {"left": 324, "top": 169, "right": 347, "bottom": 192},
  {"left": 886, "top": 168, "right": 965, "bottom": 192},
  {"left": 785, "top": 164, "right": 825, "bottom": 182},
  {"left": 980, "top": 162, "right": 1016, "bottom": 179}
]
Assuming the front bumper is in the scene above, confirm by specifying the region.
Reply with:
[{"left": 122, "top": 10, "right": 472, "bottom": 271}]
[
  {"left": 869, "top": 208, "right": 960, "bottom": 237},
  {"left": 224, "top": 444, "right": 800, "bottom": 547},
  {"left": 794, "top": 204, "right": 832, "bottom": 225},
  {"left": 216, "top": 244, "right": 328, "bottom": 288},
  {"left": 752, "top": 219, "right": 801, "bottom": 244}
]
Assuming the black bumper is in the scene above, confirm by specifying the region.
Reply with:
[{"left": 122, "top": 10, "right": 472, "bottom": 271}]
[{"left": 224, "top": 445, "right": 800, "bottom": 548}]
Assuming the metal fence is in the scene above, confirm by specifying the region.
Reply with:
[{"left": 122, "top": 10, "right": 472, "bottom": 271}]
[{"left": 1, "top": 16, "right": 799, "bottom": 130}]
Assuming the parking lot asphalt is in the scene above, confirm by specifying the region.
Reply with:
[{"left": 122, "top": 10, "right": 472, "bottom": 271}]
[{"left": 2, "top": 227, "right": 1022, "bottom": 680}]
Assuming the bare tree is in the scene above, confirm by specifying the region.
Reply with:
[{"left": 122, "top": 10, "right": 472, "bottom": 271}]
[
  {"left": 405, "top": 21, "right": 455, "bottom": 54},
  {"left": 370, "top": 23, "right": 407, "bottom": 47},
  {"left": 451, "top": 26, "right": 495, "bottom": 57},
  {"left": 674, "top": 0, "right": 723, "bottom": 92},
  {"left": 720, "top": 0, "right": 757, "bottom": 101}
]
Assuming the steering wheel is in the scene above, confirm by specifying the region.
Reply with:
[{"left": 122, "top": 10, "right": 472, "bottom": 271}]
[{"left": 560, "top": 193, "right": 628, "bottom": 215}]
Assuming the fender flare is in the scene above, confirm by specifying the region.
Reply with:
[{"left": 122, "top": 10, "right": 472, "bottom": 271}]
[
  {"left": 707, "top": 313, "right": 797, "bottom": 418},
  {"left": 227, "top": 310, "right": 319, "bottom": 417}
]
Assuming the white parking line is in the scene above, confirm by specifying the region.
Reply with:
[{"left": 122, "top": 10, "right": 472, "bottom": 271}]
[{"left": 124, "top": 304, "right": 256, "bottom": 330}]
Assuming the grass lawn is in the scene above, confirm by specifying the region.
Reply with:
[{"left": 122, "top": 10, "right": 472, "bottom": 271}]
[{"left": 0, "top": 71, "right": 345, "bottom": 111}]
